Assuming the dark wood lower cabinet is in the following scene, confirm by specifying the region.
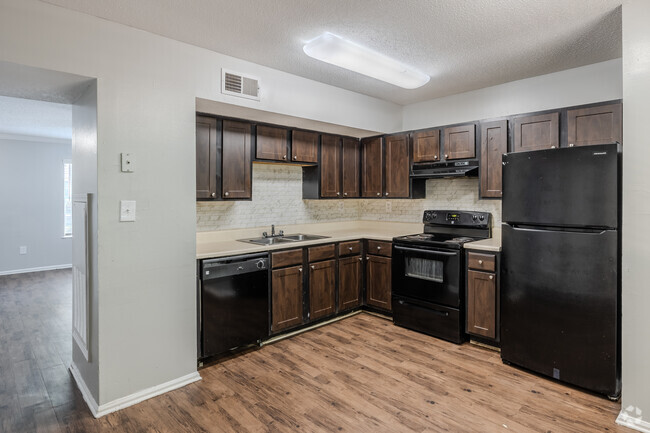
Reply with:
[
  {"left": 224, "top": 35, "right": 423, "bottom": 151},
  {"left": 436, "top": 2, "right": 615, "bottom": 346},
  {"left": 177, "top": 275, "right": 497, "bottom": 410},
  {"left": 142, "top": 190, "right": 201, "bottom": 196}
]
[
  {"left": 309, "top": 260, "right": 336, "bottom": 320},
  {"left": 271, "top": 265, "right": 303, "bottom": 333},
  {"left": 338, "top": 255, "right": 362, "bottom": 311},
  {"left": 466, "top": 269, "right": 496, "bottom": 339},
  {"left": 366, "top": 255, "right": 392, "bottom": 311}
]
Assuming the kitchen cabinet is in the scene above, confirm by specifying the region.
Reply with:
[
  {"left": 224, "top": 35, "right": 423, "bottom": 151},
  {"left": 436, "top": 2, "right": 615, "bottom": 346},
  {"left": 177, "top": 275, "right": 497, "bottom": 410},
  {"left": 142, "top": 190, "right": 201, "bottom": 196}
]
[
  {"left": 256, "top": 125, "right": 289, "bottom": 161},
  {"left": 196, "top": 116, "right": 218, "bottom": 199},
  {"left": 567, "top": 102, "right": 622, "bottom": 147},
  {"left": 291, "top": 130, "right": 319, "bottom": 163},
  {"left": 309, "top": 260, "right": 336, "bottom": 320},
  {"left": 384, "top": 133, "right": 410, "bottom": 198},
  {"left": 443, "top": 124, "right": 476, "bottom": 160},
  {"left": 320, "top": 135, "right": 341, "bottom": 198},
  {"left": 412, "top": 128, "right": 441, "bottom": 163},
  {"left": 479, "top": 120, "right": 508, "bottom": 198},
  {"left": 222, "top": 120, "right": 252, "bottom": 199},
  {"left": 342, "top": 137, "right": 361, "bottom": 198},
  {"left": 338, "top": 241, "right": 362, "bottom": 311},
  {"left": 465, "top": 251, "right": 499, "bottom": 342},
  {"left": 361, "top": 136, "right": 383, "bottom": 198},
  {"left": 512, "top": 112, "right": 559, "bottom": 152},
  {"left": 365, "top": 240, "right": 392, "bottom": 312},
  {"left": 271, "top": 249, "right": 304, "bottom": 333}
]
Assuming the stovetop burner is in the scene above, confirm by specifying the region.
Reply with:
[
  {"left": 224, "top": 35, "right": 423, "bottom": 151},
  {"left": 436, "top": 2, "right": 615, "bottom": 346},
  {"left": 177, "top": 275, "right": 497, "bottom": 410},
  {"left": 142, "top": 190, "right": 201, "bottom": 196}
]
[{"left": 395, "top": 233, "right": 481, "bottom": 248}]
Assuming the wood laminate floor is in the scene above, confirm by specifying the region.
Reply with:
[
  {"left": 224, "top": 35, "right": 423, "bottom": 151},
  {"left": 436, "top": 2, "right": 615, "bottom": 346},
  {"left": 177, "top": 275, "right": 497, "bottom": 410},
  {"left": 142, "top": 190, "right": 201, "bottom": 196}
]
[{"left": 0, "top": 270, "right": 630, "bottom": 432}]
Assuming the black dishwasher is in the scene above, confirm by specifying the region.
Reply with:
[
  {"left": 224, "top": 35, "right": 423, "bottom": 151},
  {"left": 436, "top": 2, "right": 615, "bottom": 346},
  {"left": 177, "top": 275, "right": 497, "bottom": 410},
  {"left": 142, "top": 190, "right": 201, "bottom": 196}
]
[{"left": 199, "top": 252, "right": 269, "bottom": 359}]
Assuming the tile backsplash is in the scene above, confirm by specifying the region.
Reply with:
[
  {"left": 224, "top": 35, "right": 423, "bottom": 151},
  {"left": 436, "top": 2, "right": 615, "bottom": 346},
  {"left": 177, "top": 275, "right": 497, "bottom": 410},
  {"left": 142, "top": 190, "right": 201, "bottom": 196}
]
[{"left": 196, "top": 164, "right": 502, "bottom": 232}]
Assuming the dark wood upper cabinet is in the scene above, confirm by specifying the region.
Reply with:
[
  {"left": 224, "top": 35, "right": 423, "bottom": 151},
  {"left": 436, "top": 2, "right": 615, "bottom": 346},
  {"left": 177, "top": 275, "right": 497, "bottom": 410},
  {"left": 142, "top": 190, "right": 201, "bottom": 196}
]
[
  {"left": 513, "top": 112, "right": 559, "bottom": 152},
  {"left": 271, "top": 265, "right": 304, "bottom": 333},
  {"left": 292, "top": 130, "right": 319, "bottom": 163},
  {"left": 480, "top": 120, "right": 508, "bottom": 199},
  {"left": 309, "top": 259, "right": 336, "bottom": 320},
  {"left": 366, "top": 254, "right": 391, "bottom": 311},
  {"left": 196, "top": 116, "right": 218, "bottom": 199},
  {"left": 412, "top": 129, "right": 441, "bottom": 163},
  {"left": 256, "top": 125, "right": 288, "bottom": 161},
  {"left": 222, "top": 120, "right": 252, "bottom": 199},
  {"left": 443, "top": 124, "right": 476, "bottom": 160},
  {"left": 466, "top": 269, "right": 497, "bottom": 340},
  {"left": 339, "top": 255, "right": 362, "bottom": 311},
  {"left": 342, "top": 137, "right": 360, "bottom": 198},
  {"left": 361, "top": 136, "right": 383, "bottom": 198},
  {"left": 320, "top": 135, "right": 341, "bottom": 198},
  {"left": 384, "top": 133, "right": 410, "bottom": 198},
  {"left": 567, "top": 103, "right": 622, "bottom": 147}
]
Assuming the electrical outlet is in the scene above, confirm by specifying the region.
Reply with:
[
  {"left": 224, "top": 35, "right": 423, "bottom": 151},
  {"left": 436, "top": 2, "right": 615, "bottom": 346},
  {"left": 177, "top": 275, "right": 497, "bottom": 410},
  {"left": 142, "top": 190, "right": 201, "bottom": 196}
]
[
  {"left": 120, "top": 200, "right": 136, "bottom": 222},
  {"left": 19, "top": 246, "right": 27, "bottom": 255},
  {"left": 386, "top": 201, "right": 392, "bottom": 213}
]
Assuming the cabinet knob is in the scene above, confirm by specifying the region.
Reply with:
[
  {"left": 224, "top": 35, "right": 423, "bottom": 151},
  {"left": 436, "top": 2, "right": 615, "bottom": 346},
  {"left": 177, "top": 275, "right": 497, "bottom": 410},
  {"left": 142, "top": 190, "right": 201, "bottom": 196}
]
[
  {"left": 224, "top": 191, "right": 229, "bottom": 196},
  {"left": 348, "top": 247, "right": 353, "bottom": 251},
  {"left": 359, "top": 257, "right": 363, "bottom": 262},
  {"left": 489, "top": 275, "right": 494, "bottom": 280},
  {"left": 377, "top": 246, "right": 381, "bottom": 251},
  {"left": 310, "top": 265, "right": 315, "bottom": 270},
  {"left": 551, "top": 146, "right": 556, "bottom": 149},
  {"left": 444, "top": 154, "right": 448, "bottom": 158},
  {"left": 478, "top": 260, "right": 483, "bottom": 264},
  {"left": 293, "top": 155, "right": 297, "bottom": 160},
  {"left": 385, "top": 192, "right": 389, "bottom": 196},
  {"left": 337, "top": 192, "right": 340, "bottom": 196},
  {"left": 298, "top": 267, "right": 302, "bottom": 273},
  {"left": 376, "top": 192, "right": 381, "bottom": 196},
  {"left": 211, "top": 192, "right": 216, "bottom": 198},
  {"left": 434, "top": 155, "right": 438, "bottom": 160},
  {"left": 343, "top": 192, "right": 348, "bottom": 196},
  {"left": 283, "top": 154, "right": 287, "bottom": 160},
  {"left": 569, "top": 143, "right": 574, "bottom": 147}
]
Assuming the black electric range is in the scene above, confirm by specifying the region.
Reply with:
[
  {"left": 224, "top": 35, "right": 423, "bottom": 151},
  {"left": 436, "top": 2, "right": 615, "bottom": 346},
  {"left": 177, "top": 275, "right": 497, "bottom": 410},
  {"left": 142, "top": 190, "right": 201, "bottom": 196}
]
[{"left": 392, "top": 210, "right": 492, "bottom": 343}]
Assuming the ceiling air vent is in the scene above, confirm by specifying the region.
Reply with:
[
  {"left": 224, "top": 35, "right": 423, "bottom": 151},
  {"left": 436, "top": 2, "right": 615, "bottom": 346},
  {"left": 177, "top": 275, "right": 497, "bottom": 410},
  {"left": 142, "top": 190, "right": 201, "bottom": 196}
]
[{"left": 221, "top": 69, "right": 260, "bottom": 101}]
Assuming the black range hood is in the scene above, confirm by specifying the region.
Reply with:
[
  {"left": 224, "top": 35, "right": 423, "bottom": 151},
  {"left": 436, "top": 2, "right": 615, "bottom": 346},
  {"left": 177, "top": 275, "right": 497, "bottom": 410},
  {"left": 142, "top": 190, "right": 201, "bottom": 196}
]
[{"left": 410, "top": 159, "right": 479, "bottom": 179}]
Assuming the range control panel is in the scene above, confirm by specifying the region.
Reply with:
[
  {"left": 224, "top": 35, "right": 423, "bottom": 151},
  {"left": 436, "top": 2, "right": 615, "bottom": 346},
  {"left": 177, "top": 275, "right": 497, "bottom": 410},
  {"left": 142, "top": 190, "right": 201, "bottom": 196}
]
[{"left": 423, "top": 210, "right": 492, "bottom": 228}]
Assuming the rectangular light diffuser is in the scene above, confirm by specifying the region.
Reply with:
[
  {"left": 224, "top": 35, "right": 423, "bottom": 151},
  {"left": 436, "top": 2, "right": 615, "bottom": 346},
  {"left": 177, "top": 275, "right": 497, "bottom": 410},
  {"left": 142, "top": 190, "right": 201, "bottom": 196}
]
[{"left": 303, "top": 32, "right": 430, "bottom": 89}]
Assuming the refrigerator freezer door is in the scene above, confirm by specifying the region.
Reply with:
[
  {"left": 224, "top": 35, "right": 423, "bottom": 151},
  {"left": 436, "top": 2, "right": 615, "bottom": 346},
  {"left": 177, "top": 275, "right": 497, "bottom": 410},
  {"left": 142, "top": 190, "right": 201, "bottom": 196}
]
[
  {"left": 500, "top": 224, "right": 620, "bottom": 397},
  {"left": 502, "top": 143, "right": 619, "bottom": 229}
]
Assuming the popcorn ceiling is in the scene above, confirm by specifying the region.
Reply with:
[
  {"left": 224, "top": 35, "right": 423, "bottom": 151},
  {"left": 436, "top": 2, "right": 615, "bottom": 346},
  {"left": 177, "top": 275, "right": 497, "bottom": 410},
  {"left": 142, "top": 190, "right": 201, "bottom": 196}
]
[{"left": 196, "top": 164, "right": 502, "bottom": 232}]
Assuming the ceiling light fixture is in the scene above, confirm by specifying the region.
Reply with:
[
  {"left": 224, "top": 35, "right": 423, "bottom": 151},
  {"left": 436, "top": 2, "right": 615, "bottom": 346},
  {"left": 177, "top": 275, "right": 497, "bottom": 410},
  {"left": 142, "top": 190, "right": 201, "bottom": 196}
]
[{"left": 303, "top": 32, "right": 430, "bottom": 90}]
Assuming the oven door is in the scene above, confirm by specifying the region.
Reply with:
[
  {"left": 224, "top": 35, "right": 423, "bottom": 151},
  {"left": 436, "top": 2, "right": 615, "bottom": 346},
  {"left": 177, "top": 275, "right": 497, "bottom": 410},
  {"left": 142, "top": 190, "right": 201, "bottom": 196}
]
[{"left": 392, "top": 245, "right": 461, "bottom": 307}]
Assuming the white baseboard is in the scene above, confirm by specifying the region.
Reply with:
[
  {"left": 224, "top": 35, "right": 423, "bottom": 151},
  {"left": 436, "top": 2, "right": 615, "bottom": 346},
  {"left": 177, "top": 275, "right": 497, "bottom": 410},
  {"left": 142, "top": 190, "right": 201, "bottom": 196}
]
[
  {"left": 617, "top": 409, "right": 650, "bottom": 433},
  {"left": 70, "top": 362, "right": 201, "bottom": 418},
  {"left": 0, "top": 263, "right": 72, "bottom": 276}
]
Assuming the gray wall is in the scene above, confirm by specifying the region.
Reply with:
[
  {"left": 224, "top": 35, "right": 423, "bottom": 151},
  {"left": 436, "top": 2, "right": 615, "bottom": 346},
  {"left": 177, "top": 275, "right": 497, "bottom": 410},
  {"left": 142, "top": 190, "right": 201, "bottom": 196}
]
[
  {"left": 0, "top": 137, "right": 72, "bottom": 274},
  {"left": 621, "top": 0, "right": 650, "bottom": 428}
]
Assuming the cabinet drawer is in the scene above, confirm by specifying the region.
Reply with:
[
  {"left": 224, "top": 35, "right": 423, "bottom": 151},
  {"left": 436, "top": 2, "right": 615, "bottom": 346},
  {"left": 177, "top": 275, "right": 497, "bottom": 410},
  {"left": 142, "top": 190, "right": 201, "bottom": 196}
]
[
  {"left": 339, "top": 241, "right": 362, "bottom": 257},
  {"left": 271, "top": 249, "right": 303, "bottom": 269},
  {"left": 308, "top": 244, "right": 335, "bottom": 262},
  {"left": 367, "top": 240, "right": 391, "bottom": 257},
  {"left": 467, "top": 252, "right": 496, "bottom": 272}
]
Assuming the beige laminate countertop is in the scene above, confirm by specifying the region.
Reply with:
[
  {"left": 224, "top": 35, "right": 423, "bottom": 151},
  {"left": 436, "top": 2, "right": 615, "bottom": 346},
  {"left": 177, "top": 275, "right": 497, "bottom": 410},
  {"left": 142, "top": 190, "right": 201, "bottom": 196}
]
[
  {"left": 196, "top": 221, "right": 423, "bottom": 259},
  {"left": 464, "top": 229, "right": 502, "bottom": 252}
]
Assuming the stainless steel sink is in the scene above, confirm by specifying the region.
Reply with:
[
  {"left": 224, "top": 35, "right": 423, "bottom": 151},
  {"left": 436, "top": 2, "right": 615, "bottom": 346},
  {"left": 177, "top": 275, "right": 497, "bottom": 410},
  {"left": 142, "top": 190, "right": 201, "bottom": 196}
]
[{"left": 237, "top": 233, "right": 330, "bottom": 245}]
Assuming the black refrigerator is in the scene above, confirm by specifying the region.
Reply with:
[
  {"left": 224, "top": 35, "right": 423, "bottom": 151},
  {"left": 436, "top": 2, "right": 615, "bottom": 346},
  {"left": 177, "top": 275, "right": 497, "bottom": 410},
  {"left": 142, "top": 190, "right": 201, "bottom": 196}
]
[{"left": 501, "top": 143, "right": 621, "bottom": 399}]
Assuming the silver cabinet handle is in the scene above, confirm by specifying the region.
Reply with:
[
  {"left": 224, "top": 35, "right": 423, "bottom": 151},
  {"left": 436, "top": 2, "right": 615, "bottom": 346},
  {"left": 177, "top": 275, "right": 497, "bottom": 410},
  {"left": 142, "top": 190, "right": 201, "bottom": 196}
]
[
  {"left": 224, "top": 191, "right": 229, "bottom": 196},
  {"left": 385, "top": 192, "right": 389, "bottom": 196},
  {"left": 310, "top": 265, "right": 315, "bottom": 270},
  {"left": 337, "top": 192, "right": 340, "bottom": 196},
  {"left": 343, "top": 192, "right": 348, "bottom": 196},
  {"left": 298, "top": 267, "right": 302, "bottom": 273},
  {"left": 282, "top": 154, "right": 287, "bottom": 160},
  {"left": 211, "top": 192, "right": 216, "bottom": 197},
  {"left": 293, "top": 155, "right": 297, "bottom": 160},
  {"left": 434, "top": 155, "right": 438, "bottom": 159},
  {"left": 348, "top": 247, "right": 353, "bottom": 251},
  {"left": 551, "top": 146, "right": 556, "bottom": 149},
  {"left": 444, "top": 154, "right": 448, "bottom": 158},
  {"left": 359, "top": 257, "right": 363, "bottom": 262},
  {"left": 376, "top": 192, "right": 381, "bottom": 196},
  {"left": 478, "top": 260, "right": 483, "bottom": 264},
  {"left": 489, "top": 275, "right": 494, "bottom": 280},
  {"left": 569, "top": 143, "right": 574, "bottom": 147},
  {"left": 377, "top": 246, "right": 381, "bottom": 251}
]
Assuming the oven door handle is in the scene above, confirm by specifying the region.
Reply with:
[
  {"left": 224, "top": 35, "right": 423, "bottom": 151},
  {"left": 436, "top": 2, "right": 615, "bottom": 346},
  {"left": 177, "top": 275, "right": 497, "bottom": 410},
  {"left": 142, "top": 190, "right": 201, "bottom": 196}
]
[{"left": 394, "top": 245, "right": 459, "bottom": 256}]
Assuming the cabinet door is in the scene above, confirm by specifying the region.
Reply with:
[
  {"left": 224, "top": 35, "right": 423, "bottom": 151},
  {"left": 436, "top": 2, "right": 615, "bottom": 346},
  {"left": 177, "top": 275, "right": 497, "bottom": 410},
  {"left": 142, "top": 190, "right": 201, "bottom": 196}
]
[
  {"left": 309, "top": 260, "right": 336, "bottom": 320},
  {"left": 342, "top": 137, "right": 360, "bottom": 198},
  {"left": 271, "top": 265, "right": 303, "bottom": 332},
  {"left": 467, "top": 269, "right": 496, "bottom": 339},
  {"left": 412, "top": 129, "right": 440, "bottom": 163},
  {"left": 292, "top": 130, "right": 318, "bottom": 163},
  {"left": 256, "top": 125, "right": 288, "bottom": 161},
  {"left": 339, "top": 256, "right": 362, "bottom": 311},
  {"left": 444, "top": 124, "right": 476, "bottom": 160},
  {"left": 361, "top": 136, "right": 383, "bottom": 198},
  {"left": 222, "top": 120, "right": 252, "bottom": 199},
  {"left": 320, "top": 135, "right": 341, "bottom": 198},
  {"left": 567, "top": 103, "right": 622, "bottom": 147},
  {"left": 480, "top": 120, "right": 508, "bottom": 198},
  {"left": 513, "top": 113, "right": 559, "bottom": 152},
  {"left": 384, "top": 134, "right": 410, "bottom": 198},
  {"left": 196, "top": 116, "right": 218, "bottom": 199},
  {"left": 366, "top": 255, "right": 392, "bottom": 311}
]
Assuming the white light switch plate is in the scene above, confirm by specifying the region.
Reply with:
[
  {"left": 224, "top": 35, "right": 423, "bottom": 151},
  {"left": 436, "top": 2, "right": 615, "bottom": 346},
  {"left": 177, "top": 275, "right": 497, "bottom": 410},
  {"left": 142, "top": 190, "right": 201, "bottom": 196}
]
[
  {"left": 120, "top": 200, "right": 136, "bottom": 222},
  {"left": 121, "top": 153, "right": 134, "bottom": 172},
  {"left": 19, "top": 246, "right": 27, "bottom": 255}
]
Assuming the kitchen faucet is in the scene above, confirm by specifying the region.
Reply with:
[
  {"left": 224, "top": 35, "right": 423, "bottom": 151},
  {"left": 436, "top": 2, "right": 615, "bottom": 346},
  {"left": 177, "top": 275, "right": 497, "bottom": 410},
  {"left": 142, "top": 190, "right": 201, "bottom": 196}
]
[{"left": 263, "top": 224, "right": 284, "bottom": 238}]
